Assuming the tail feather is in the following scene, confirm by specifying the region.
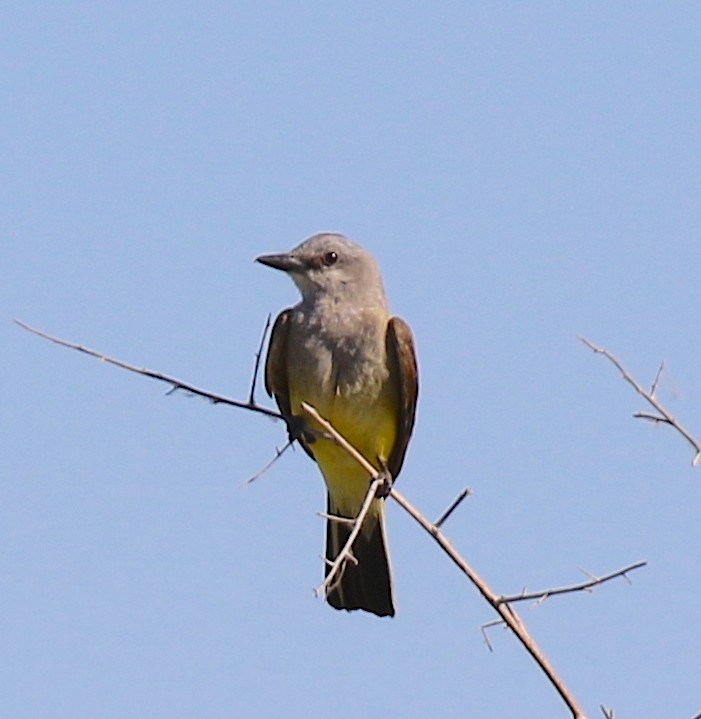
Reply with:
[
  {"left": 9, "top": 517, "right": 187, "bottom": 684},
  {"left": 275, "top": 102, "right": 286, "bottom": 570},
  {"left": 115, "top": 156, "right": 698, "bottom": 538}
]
[{"left": 325, "top": 495, "right": 394, "bottom": 617}]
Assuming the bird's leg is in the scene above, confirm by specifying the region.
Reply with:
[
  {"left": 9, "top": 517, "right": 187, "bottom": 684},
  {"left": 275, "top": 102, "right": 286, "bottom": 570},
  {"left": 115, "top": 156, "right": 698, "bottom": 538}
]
[
  {"left": 285, "top": 413, "right": 317, "bottom": 445},
  {"left": 286, "top": 413, "right": 335, "bottom": 446}
]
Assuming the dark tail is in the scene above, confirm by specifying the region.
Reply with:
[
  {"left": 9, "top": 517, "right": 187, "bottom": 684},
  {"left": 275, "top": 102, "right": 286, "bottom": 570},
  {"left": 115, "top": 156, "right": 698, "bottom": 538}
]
[{"left": 325, "top": 495, "right": 395, "bottom": 617}]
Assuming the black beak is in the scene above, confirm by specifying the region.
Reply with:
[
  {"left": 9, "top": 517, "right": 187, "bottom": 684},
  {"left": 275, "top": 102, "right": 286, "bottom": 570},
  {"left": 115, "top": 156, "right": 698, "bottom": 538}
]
[{"left": 255, "top": 252, "right": 304, "bottom": 273}]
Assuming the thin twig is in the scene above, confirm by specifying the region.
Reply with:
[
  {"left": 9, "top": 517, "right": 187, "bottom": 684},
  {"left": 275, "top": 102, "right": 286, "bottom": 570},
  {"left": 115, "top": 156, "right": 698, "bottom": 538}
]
[
  {"left": 496, "top": 561, "right": 647, "bottom": 605},
  {"left": 248, "top": 314, "right": 271, "bottom": 406},
  {"left": 633, "top": 411, "right": 671, "bottom": 425},
  {"left": 600, "top": 706, "right": 614, "bottom": 719},
  {"left": 313, "top": 477, "right": 383, "bottom": 599},
  {"left": 650, "top": 360, "right": 665, "bottom": 398},
  {"left": 241, "top": 440, "right": 294, "bottom": 486},
  {"left": 435, "top": 488, "right": 471, "bottom": 528},
  {"left": 481, "top": 618, "right": 505, "bottom": 652},
  {"left": 316, "top": 513, "right": 355, "bottom": 526},
  {"left": 15, "top": 320, "right": 282, "bottom": 421},
  {"left": 580, "top": 337, "right": 701, "bottom": 467}
]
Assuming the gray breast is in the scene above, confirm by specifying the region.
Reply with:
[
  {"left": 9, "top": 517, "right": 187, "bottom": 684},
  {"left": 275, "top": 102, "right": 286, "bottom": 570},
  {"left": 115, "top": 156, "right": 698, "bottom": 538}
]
[{"left": 291, "top": 303, "right": 389, "bottom": 398}]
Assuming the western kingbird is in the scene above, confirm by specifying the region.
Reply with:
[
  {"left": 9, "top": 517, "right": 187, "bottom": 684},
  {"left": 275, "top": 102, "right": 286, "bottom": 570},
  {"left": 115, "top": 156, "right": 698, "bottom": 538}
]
[{"left": 256, "top": 233, "right": 418, "bottom": 617}]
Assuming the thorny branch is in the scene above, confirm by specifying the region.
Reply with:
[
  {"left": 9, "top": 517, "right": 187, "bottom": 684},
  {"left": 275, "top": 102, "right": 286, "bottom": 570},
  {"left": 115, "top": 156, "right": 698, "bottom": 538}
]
[
  {"left": 496, "top": 561, "right": 647, "bottom": 606},
  {"left": 14, "top": 320, "right": 282, "bottom": 422},
  {"left": 301, "top": 402, "right": 644, "bottom": 719},
  {"left": 580, "top": 337, "right": 701, "bottom": 467},
  {"left": 394, "top": 489, "right": 590, "bottom": 718},
  {"left": 18, "top": 321, "right": 652, "bottom": 719},
  {"left": 319, "top": 485, "right": 383, "bottom": 596},
  {"left": 241, "top": 440, "right": 294, "bottom": 486},
  {"left": 16, "top": 319, "right": 299, "bottom": 486}
]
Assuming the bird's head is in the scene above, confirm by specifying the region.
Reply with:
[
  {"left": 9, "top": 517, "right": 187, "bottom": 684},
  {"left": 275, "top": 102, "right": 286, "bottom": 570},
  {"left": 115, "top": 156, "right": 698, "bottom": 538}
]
[{"left": 256, "top": 233, "right": 386, "bottom": 306}]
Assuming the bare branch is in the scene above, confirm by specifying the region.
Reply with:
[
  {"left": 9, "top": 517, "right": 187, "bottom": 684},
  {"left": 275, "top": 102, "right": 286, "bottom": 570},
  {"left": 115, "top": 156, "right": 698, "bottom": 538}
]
[
  {"left": 600, "top": 706, "right": 614, "bottom": 719},
  {"left": 497, "top": 561, "right": 647, "bottom": 606},
  {"left": 15, "top": 320, "right": 282, "bottom": 422},
  {"left": 390, "top": 488, "right": 587, "bottom": 718},
  {"left": 580, "top": 337, "right": 701, "bottom": 466},
  {"left": 20, "top": 320, "right": 653, "bottom": 718},
  {"left": 301, "top": 402, "right": 589, "bottom": 719}
]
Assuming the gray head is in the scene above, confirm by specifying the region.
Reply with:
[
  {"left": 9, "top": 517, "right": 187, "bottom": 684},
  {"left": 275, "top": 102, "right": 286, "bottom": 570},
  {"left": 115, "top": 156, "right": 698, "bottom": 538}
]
[{"left": 256, "top": 233, "right": 387, "bottom": 306}]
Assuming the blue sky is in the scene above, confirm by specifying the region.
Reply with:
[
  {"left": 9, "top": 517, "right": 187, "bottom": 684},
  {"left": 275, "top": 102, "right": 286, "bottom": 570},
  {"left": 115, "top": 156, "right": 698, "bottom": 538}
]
[{"left": 3, "top": 4, "right": 701, "bottom": 718}]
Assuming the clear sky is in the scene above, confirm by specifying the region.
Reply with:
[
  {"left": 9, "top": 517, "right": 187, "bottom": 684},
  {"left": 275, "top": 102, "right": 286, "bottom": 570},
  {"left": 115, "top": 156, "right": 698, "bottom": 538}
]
[{"left": 3, "top": 4, "right": 701, "bottom": 718}]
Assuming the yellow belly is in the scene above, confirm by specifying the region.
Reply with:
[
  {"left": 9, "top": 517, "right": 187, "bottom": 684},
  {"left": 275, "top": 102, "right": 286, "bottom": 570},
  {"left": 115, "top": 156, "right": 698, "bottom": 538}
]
[{"left": 290, "top": 379, "right": 398, "bottom": 516}]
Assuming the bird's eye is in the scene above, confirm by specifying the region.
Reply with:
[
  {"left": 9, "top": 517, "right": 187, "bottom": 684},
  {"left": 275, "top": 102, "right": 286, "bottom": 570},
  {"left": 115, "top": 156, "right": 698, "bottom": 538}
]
[{"left": 323, "top": 251, "right": 338, "bottom": 266}]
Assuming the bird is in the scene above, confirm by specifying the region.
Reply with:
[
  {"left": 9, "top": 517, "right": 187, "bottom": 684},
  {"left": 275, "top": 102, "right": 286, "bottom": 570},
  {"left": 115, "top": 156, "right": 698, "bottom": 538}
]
[{"left": 256, "top": 233, "right": 418, "bottom": 617}]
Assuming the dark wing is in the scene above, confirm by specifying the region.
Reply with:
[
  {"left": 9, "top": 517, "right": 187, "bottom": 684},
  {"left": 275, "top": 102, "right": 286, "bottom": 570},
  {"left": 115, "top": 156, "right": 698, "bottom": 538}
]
[
  {"left": 264, "top": 309, "right": 315, "bottom": 460},
  {"left": 385, "top": 316, "right": 419, "bottom": 479},
  {"left": 265, "top": 309, "right": 293, "bottom": 416}
]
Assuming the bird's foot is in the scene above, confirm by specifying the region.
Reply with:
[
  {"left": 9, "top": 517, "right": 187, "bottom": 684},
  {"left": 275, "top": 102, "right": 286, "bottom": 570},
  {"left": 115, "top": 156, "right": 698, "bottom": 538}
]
[
  {"left": 374, "top": 467, "right": 394, "bottom": 499},
  {"left": 286, "top": 414, "right": 316, "bottom": 445}
]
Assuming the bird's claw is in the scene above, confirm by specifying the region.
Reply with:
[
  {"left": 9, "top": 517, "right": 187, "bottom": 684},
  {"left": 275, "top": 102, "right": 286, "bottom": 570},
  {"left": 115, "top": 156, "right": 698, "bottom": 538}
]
[
  {"left": 286, "top": 414, "right": 316, "bottom": 445},
  {"left": 374, "top": 467, "right": 394, "bottom": 499}
]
